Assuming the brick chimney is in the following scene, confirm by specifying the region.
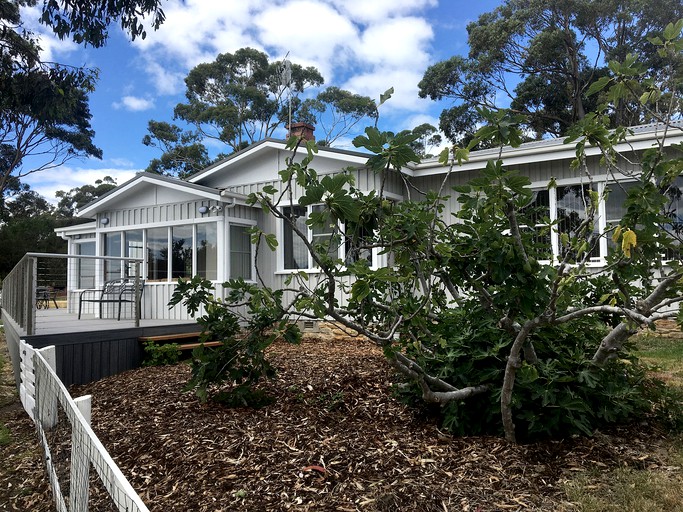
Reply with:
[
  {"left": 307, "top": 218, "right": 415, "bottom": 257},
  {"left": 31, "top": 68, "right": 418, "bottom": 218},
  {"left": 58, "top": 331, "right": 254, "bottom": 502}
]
[{"left": 287, "top": 122, "right": 315, "bottom": 142}]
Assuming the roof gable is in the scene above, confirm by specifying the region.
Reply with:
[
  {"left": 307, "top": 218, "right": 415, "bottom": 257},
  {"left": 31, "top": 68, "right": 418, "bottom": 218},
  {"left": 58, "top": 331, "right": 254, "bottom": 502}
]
[
  {"left": 77, "top": 172, "right": 222, "bottom": 218},
  {"left": 188, "top": 139, "right": 372, "bottom": 187}
]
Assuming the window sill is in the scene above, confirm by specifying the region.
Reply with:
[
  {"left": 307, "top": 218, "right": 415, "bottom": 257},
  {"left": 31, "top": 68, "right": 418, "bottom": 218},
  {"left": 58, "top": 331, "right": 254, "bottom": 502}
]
[{"left": 275, "top": 266, "right": 379, "bottom": 275}]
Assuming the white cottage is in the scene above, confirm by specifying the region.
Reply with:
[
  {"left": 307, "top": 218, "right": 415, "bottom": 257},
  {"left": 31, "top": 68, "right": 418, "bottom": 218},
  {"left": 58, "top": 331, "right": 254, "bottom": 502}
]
[
  {"left": 55, "top": 121, "right": 683, "bottom": 322},
  {"left": 2, "top": 121, "right": 680, "bottom": 386}
]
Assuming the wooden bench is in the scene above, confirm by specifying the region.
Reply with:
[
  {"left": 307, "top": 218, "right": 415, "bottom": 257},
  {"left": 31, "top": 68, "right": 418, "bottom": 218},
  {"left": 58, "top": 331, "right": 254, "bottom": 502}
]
[
  {"left": 138, "top": 332, "right": 222, "bottom": 350},
  {"left": 78, "top": 278, "right": 144, "bottom": 320}
]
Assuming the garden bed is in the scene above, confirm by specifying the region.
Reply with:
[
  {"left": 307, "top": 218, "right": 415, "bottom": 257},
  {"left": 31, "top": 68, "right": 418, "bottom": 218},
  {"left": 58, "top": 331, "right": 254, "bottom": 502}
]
[{"left": 2, "top": 332, "right": 682, "bottom": 511}]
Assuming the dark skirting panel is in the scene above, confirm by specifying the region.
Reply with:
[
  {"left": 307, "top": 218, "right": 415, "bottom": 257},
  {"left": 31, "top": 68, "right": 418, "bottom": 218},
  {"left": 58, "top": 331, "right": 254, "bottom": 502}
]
[{"left": 23, "top": 323, "right": 200, "bottom": 387}]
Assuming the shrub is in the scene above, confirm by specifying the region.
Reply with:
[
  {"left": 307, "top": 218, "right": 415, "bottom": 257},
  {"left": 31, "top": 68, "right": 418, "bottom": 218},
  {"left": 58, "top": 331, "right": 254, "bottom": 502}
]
[
  {"left": 142, "top": 341, "right": 181, "bottom": 367},
  {"left": 397, "top": 304, "right": 673, "bottom": 441},
  {"left": 169, "top": 275, "right": 301, "bottom": 405}
]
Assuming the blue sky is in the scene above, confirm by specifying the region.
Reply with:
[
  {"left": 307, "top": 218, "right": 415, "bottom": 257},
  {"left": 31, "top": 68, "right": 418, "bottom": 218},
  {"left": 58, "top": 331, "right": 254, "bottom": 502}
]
[{"left": 20, "top": 0, "right": 504, "bottom": 202}]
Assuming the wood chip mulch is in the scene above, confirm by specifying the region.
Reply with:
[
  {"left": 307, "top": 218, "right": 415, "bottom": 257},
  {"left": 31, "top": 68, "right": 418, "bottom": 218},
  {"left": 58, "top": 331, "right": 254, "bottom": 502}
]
[{"left": 2, "top": 334, "right": 678, "bottom": 511}]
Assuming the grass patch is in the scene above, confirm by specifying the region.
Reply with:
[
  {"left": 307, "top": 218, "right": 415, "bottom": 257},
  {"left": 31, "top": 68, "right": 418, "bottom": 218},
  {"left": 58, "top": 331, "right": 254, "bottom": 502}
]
[
  {"left": 564, "top": 334, "right": 683, "bottom": 509},
  {"left": 565, "top": 468, "right": 683, "bottom": 511},
  {"left": 0, "top": 423, "right": 10, "bottom": 446},
  {"left": 633, "top": 333, "right": 683, "bottom": 388},
  {"left": 564, "top": 437, "right": 683, "bottom": 511}
]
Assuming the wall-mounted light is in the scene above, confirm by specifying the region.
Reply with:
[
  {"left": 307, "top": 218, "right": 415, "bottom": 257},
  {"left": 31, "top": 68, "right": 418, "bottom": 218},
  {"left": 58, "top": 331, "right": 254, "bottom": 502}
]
[
  {"left": 100, "top": 217, "right": 110, "bottom": 226},
  {"left": 198, "top": 205, "right": 209, "bottom": 215}
]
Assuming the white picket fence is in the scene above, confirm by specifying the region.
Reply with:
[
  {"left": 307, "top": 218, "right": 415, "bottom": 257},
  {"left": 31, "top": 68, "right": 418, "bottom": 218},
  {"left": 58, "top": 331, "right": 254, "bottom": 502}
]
[{"left": 19, "top": 340, "right": 150, "bottom": 512}]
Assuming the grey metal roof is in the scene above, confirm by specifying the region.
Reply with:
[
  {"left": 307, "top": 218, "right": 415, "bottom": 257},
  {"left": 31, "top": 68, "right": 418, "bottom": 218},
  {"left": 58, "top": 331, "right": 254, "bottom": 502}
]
[{"left": 419, "top": 119, "right": 683, "bottom": 164}]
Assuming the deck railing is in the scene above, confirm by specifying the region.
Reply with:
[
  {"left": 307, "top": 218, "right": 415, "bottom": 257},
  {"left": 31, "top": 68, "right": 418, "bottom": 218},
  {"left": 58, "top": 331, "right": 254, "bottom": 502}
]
[{"left": 1, "top": 253, "right": 142, "bottom": 335}]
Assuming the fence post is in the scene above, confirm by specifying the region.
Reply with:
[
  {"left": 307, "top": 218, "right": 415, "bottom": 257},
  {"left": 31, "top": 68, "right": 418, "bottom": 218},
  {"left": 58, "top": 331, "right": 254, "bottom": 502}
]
[
  {"left": 70, "top": 395, "right": 92, "bottom": 512},
  {"left": 36, "top": 346, "right": 58, "bottom": 430},
  {"left": 19, "top": 340, "right": 36, "bottom": 422}
]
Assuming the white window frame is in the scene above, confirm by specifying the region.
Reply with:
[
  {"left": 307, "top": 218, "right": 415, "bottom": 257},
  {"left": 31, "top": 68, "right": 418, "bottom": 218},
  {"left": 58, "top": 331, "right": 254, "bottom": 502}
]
[
  {"left": 95, "top": 218, "right": 223, "bottom": 283},
  {"left": 227, "top": 220, "right": 257, "bottom": 282},
  {"left": 277, "top": 204, "right": 381, "bottom": 273}
]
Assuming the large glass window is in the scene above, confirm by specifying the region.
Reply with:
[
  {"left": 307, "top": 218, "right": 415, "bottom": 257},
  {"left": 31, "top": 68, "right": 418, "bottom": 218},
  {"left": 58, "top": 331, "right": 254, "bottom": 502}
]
[
  {"left": 230, "top": 225, "right": 252, "bottom": 279},
  {"left": 345, "top": 223, "right": 373, "bottom": 266},
  {"left": 197, "top": 223, "right": 218, "bottom": 280},
  {"left": 125, "top": 230, "right": 143, "bottom": 277},
  {"left": 605, "top": 182, "right": 639, "bottom": 254},
  {"left": 104, "top": 232, "right": 122, "bottom": 281},
  {"left": 282, "top": 204, "right": 377, "bottom": 270},
  {"left": 76, "top": 241, "right": 96, "bottom": 288},
  {"left": 171, "top": 225, "right": 193, "bottom": 279},
  {"left": 521, "top": 190, "right": 552, "bottom": 260},
  {"left": 662, "top": 177, "right": 683, "bottom": 260},
  {"left": 147, "top": 227, "right": 168, "bottom": 281},
  {"left": 283, "top": 205, "right": 308, "bottom": 269},
  {"left": 311, "top": 205, "right": 341, "bottom": 265},
  {"left": 556, "top": 184, "right": 600, "bottom": 260}
]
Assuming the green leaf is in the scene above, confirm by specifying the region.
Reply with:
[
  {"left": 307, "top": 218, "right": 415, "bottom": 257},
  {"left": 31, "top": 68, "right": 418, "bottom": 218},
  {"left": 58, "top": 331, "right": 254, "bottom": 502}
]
[
  {"left": 351, "top": 279, "right": 371, "bottom": 301},
  {"left": 438, "top": 147, "right": 451, "bottom": 165},
  {"left": 379, "top": 87, "right": 394, "bottom": 106},
  {"left": 264, "top": 233, "right": 278, "bottom": 251},
  {"left": 586, "top": 76, "right": 611, "bottom": 96},
  {"left": 663, "top": 19, "right": 683, "bottom": 41},
  {"left": 299, "top": 185, "right": 325, "bottom": 206}
]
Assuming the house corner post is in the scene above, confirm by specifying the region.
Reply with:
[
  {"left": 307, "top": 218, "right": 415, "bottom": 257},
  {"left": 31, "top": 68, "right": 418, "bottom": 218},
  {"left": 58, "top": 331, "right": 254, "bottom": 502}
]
[
  {"left": 134, "top": 261, "right": 141, "bottom": 328},
  {"left": 26, "top": 256, "right": 37, "bottom": 335}
]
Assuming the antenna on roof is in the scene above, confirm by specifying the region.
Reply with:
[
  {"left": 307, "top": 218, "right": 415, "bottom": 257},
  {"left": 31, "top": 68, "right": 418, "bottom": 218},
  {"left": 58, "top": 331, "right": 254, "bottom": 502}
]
[{"left": 280, "top": 52, "right": 292, "bottom": 138}]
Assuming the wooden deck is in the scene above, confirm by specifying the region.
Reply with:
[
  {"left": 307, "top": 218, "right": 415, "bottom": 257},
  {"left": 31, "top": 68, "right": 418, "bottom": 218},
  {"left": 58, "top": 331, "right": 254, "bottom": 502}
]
[
  {"left": 32, "top": 307, "right": 196, "bottom": 336},
  {"left": 3, "top": 306, "right": 202, "bottom": 387}
]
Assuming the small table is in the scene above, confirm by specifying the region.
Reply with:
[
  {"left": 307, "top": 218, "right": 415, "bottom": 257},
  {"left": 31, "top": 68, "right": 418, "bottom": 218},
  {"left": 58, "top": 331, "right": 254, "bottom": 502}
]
[{"left": 36, "top": 287, "right": 59, "bottom": 309}]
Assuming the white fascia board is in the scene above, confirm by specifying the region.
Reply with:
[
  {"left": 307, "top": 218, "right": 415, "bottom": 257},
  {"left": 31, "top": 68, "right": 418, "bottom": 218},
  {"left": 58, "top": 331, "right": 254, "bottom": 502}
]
[
  {"left": 54, "top": 222, "right": 97, "bottom": 238},
  {"left": 411, "top": 130, "right": 683, "bottom": 177},
  {"left": 77, "top": 175, "right": 222, "bottom": 217}
]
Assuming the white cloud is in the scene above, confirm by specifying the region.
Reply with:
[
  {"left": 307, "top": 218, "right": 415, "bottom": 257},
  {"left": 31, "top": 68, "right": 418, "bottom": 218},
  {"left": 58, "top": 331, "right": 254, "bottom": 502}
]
[
  {"left": 354, "top": 17, "right": 433, "bottom": 68},
  {"left": 400, "top": 113, "right": 441, "bottom": 132},
  {"left": 135, "top": 1, "right": 261, "bottom": 64},
  {"left": 18, "top": 5, "right": 80, "bottom": 63},
  {"left": 255, "top": 1, "right": 358, "bottom": 79},
  {"left": 126, "top": 0, "right": 437, "bottom": 102},
  {"left": 329, "top": 0, "right": 438, "bottom": 24},
  {"left": 139, "top": 59, "right": 186, "bottom": 96},
  {"left": 344, "top": 69, "right": 430, "bottom": 111},
  {"left": 23, "top": 166, "right": 140, "bottom": 204},
  {"left": 112, "top": 95, "right": 155, "bottom": 111}
]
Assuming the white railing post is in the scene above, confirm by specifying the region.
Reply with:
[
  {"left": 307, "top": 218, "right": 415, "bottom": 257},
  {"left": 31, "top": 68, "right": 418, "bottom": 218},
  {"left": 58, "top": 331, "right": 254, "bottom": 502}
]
[
  {"left": 26, "top": 256, "right": 37, "bottom": 335},
  {"left": 74, "top": 395, "right": 92, "bottom": 424},
  {"left": 25, "top": 340, "right": 149, "bottom": 512}
]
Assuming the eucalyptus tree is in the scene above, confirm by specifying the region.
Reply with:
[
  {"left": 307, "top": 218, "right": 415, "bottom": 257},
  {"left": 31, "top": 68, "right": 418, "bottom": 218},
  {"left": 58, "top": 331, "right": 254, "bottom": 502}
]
[
  {"left": 55, "top": 176, "right": 118, "bottom": 218},
  {"left": 419, "top": 0, "right": 683, "bottom": 144},
  {"left": 298, "top": 86, "right": 378, "bottom": 146},
  {"left": 144, "top": 48, "right": 378, "bottom": 173},
  {"left": 171, "top": 48, "right": 325, "bottom": 153},
  {"left": 0, "top": 0, "right": 170, "bottom": 198},
  {"left": 142, "top": 121, "right": 211, "bottom": 179}
]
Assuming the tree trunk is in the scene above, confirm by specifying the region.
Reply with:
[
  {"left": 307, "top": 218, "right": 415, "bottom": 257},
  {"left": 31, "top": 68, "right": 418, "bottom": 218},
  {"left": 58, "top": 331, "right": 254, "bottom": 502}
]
[{"left": 500, "top": 318, "right": 541, "bottom": 443}]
